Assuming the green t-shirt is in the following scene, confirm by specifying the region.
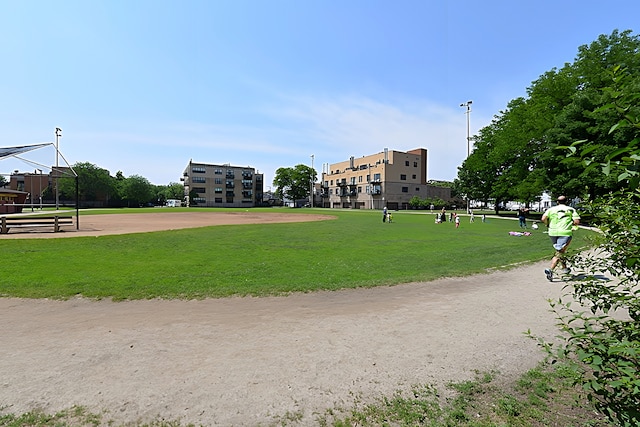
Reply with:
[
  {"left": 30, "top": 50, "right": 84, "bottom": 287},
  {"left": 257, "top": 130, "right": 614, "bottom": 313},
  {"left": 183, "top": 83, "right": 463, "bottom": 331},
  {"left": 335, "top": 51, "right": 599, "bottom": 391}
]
[{"left": 544, "top": 204, "right": 580, "bottom": 236}]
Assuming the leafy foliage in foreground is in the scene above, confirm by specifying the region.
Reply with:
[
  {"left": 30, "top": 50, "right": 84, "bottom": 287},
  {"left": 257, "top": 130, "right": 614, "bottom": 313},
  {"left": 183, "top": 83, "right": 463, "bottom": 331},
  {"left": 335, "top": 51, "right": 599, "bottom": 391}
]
[{"left": 532, "top": 65, "right": 640, "bottom": 426}]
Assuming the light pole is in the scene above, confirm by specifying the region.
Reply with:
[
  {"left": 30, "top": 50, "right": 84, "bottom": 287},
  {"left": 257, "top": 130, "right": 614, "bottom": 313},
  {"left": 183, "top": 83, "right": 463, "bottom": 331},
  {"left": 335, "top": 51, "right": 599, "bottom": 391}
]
[
  {"left": 460, "top": 101, "right": 472, "bottom": 213},
  {"left": 54, "top": 127, "right": 62, "bottom": 210},
  {"left": 309, "top": 154, "right": 314, "bottom": 207}
]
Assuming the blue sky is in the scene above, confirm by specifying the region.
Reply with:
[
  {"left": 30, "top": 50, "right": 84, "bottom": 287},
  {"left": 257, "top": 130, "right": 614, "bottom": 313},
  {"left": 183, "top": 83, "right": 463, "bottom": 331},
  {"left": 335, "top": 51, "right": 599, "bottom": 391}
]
[{"left": 1, "top": 0, "right": 638, "bottom": 186}]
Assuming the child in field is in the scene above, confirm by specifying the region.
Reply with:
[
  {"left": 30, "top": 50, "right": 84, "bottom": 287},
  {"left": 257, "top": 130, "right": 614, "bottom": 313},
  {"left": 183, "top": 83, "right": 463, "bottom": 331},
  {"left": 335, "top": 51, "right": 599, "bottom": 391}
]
[{"left": 455, "top": 214, "right": 460, "bottom": 228}]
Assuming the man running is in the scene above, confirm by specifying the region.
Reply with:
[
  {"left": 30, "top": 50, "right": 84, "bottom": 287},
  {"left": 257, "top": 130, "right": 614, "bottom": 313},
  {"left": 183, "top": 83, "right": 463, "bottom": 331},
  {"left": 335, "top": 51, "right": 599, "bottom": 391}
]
[{"left": 541, "top": 195, "right": 580, "bottom": 281}]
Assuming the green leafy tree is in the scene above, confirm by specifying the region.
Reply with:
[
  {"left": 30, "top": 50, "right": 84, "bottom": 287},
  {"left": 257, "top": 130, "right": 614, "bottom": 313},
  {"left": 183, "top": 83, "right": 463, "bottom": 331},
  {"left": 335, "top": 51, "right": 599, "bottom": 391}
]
[
  {"left": 456, "top": 29, "right": 640, "bottom": 205},
  {"left": 120, "top": 175, "right": 154, "bottom": 207},
  {"left": 58, "top": 161, "right": 116, "bottom": 204},
  {"left": 273, "top": 164, "right": 316, "bottom": 202},
  {"left": 164, "top": 182, "right": 184, "bottom": 200},
  {"left": 533, "top": 64, "right": 640, "bottom": 427},
  {"left": 454, "top": 100, "right": 547, "bottom": 212}
]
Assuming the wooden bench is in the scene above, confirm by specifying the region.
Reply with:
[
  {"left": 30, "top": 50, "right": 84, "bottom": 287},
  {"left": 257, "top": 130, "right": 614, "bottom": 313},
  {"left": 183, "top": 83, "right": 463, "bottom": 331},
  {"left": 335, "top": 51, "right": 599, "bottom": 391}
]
[{"left": 0, "top": 215, "right": 74, "bottom": 234}]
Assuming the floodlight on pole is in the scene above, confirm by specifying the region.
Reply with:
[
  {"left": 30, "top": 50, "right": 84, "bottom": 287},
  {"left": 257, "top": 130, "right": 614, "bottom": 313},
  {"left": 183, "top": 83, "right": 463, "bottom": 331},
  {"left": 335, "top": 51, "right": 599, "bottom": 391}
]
[
  {"left": 54, "top": 127, "right": 62, "bottom": 210},
  {"left": 459, "top": 101, "right": 472, "bottom": 158},
  {"left": 460, "top": 101, "right": 472, "bottom": 213}
]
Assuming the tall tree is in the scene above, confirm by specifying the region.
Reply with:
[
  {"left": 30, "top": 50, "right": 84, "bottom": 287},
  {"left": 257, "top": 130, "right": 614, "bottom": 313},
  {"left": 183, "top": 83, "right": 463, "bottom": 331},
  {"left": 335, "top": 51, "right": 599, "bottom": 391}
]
[
  {"left": 456, "top": 29, "right": 640, "bottom": 203},
  {"left": 273, "top": 164, "right": 317, "bottom": 202},
  {"left": 161, "top": 182, "right": 184, "bottom": 203},
  {"left": 58, "top": 161, "right": 116, "bottom": 203},
  {"left": 120, "top": 175, "right": 154, "bottom": 207}
]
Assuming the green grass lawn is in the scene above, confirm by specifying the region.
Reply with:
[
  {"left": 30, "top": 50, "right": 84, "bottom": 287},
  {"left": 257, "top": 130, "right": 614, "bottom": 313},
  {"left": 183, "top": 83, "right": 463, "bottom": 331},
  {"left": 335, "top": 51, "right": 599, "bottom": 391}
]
[{"left": 0, "top": 208, "right": 590, "bottom": 300}]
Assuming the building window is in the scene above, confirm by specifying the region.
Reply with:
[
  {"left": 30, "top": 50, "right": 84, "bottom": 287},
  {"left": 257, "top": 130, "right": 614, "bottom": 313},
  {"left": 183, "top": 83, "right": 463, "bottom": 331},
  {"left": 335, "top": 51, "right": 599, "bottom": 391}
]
[
  {"left": 414, "top": 162, "right": 418, "bottom": 167},
  {"left": 192, "top": 167, "right": 206, "bottom": 173},
  {"left": 192, "top": 176, "right": 206, "bottom": 183},
  {"left": 373, "top": 173, "right": 381, "bottom": 181},
  {"left": 416, "top": 188, "right": 420, "bottom": 192},
  {"left": 402, "top": 187, "right": 408, "bottom": 193},
  {"left": 215, "top": 198, "right": 223, "bottom": 203},
  {"left": 405, "top": 160, "right": 410, "bottom": 166},
  {"left": 358, "top": 175, "right": 363, "bottom": 182},
  {"left": 193, "top": 197, "right": 206, "bottom": 203},
  {"left": 400, "top": 174, "right": 407, "bottom": 180},
  {"left": 412, "top": 174, "right": 417, "bottom": 179},
  {"left": 214, "top": 169, "right": 223, "bottom": 174},
  {"left": 193, "top": 187, "right": 206, "bottom": 193},
  {"left": 215, "top": 187, "right": 223, "bottom": 193},
  {"left": 358, "top": 186, "right": 362, "bottom": 193},
  {"left": 215, "top": 178, "right": 222, "bottom": 184}
]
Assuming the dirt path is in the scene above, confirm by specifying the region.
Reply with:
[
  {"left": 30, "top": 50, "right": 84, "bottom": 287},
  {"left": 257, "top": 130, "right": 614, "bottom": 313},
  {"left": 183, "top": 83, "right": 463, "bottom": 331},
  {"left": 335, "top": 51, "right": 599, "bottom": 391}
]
[
  {"left": 0, "top": 263, "right": 563, "bottom": 426},
  {"left": 0, "top": 212, "right": 564, "bottom": 425}
]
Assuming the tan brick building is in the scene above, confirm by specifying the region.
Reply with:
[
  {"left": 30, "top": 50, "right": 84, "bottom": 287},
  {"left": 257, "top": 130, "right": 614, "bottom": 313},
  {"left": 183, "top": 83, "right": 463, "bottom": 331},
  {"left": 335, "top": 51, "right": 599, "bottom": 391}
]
[
  {"left": 182, "top": 161, "right": 264, "bottom": 208},
  {"left": 321, "top": 148, "right": 451, "bottom": 210}
]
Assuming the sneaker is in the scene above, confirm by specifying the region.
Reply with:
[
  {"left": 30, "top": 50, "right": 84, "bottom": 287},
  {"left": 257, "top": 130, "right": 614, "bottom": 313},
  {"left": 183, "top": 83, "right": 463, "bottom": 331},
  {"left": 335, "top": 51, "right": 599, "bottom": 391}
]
[{"left": 544, "top": 269, "right": 553, "bottom": 282}]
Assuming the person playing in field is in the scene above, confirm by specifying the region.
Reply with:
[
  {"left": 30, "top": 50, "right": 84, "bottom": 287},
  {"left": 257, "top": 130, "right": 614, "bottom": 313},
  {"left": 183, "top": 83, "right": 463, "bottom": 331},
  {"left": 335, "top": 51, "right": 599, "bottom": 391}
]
[
  {"left": 517, "top": 207, "right": 528, "bottom": 228},
  {"left": 541, "top": 195, "right": 580, "bottom": 281},
  {"left": 455, "top": 213, "right": 460, "bottom": 229}
]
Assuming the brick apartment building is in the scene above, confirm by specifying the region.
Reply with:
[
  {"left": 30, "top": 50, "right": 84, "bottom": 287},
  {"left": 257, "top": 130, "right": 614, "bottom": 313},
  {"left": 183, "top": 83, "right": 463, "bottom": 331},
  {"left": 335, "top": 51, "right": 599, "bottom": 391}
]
[
  {"left": 182, "top": 161, "right": 264, "bottom": 208},
  {"left": 321, "top": 148, "right": 451, "bottom": 210}
]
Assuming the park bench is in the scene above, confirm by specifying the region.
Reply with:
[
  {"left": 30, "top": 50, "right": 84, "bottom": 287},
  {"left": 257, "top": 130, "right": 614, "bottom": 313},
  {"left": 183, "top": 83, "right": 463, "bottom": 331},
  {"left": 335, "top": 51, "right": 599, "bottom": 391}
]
[{"left": 0, "top": 215, "right": 74, "bottom": 234}]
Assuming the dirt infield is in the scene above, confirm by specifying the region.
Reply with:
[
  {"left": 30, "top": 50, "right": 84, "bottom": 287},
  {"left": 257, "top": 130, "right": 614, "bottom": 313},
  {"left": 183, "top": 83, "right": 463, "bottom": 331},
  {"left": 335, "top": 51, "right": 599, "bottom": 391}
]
[
  {"left": 0, "top": 211, "right": 565, "bottom": 426},
  {"left": 0, "top": 211, "right": 336, "bottom": 239}
]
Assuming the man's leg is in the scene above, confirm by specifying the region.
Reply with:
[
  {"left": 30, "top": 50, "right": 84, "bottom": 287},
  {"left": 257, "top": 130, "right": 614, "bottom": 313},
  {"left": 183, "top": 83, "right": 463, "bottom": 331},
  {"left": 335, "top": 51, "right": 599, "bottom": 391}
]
[{"left": 552, "top": 237, "right": 573, "bottom": 273}]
